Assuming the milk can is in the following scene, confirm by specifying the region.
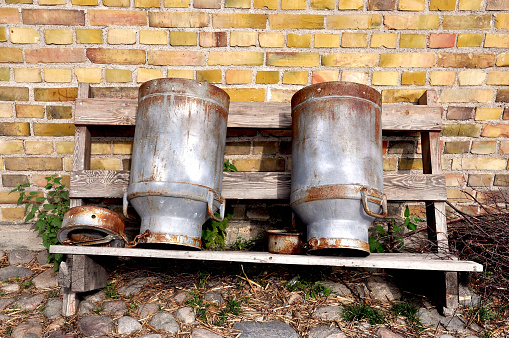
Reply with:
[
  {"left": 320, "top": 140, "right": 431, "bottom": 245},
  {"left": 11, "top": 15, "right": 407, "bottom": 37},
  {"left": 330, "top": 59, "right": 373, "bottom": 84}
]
[
  {"left": 290, "top": 82, "right": 387, "bottom": 256},
  {"left": 125, "top": 78, "right": 229, "bottom": 249}
]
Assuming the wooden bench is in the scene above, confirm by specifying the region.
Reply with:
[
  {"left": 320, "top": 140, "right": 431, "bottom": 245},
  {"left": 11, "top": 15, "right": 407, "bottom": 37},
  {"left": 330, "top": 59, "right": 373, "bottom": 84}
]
[{"left": 50, "top": 83, "right": 482, "bottom": 316}]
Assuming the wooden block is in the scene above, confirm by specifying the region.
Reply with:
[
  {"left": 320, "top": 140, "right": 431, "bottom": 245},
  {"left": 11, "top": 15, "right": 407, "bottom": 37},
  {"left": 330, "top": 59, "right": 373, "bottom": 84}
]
[{"left": 71, "top": 254, "right": 108, "bottom": 293}]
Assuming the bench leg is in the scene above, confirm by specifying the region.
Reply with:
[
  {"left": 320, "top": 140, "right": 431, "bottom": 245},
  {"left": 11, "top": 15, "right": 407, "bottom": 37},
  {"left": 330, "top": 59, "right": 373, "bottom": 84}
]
[{"left": 62, "top": 287, "right": 79, "bottom": 317}]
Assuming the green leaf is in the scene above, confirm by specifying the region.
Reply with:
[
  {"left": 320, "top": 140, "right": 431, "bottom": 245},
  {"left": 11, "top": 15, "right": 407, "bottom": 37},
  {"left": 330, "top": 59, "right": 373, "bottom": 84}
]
[
  {"left": 407, "top": 223, "right": 417, "bottom": 232},
  {"left": 9, "top": 187, "right": 19, "bottom": 194},
  {"left": 29, "top": 191, "right": 38, "bottom": 196},
  {"left": 36, "top": 197, "right": 46, "bottom": 202},
  {"left": 43, "top": 204, "right": 57, "bottom": 210},
  {"left": 404, "top": 206, "right": 410, "bottom": 218}
]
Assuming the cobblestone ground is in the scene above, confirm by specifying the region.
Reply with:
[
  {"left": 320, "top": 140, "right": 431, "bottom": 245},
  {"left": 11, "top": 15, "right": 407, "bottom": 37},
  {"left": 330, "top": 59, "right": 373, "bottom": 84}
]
[{"left": 0, "top": 249, "right": 507, "bottom": 338}]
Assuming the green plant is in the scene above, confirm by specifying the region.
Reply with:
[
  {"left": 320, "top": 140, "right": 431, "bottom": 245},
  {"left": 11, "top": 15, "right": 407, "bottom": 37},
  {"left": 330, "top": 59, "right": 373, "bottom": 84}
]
[
  {"left": 93, "top": 306, "right": 103, "bottom": 314},
  {"left": 215, "top": 298, "right": 242, "bottom": 327},
  {"left": 0, "top": 291, "right": 5, "bottom": 298},
  {"left": 470, "top": 304, "right": 495, "bottom": 322},
  {"left": 369, "top": 206, "right": 422, "bottom": 253},
  {"left": 197, "top": 271, "right": 210, "bottom": 289},
  {"left": 202, "top": 213, "right": 233, "bottom": 249},
  {"left": 223, "top": 159, "right": 238, "bottom": 172},
  {"left": 286, "top": 278, "right": 331, "bottom": 299},
  {"left": 185, "top": 290, "right": 209, "bottom": 322},
  {"left": 4, "top": 327, "right": 13, "bottom": 336},
  {"left": 10, "top": 175, "right": 69, "bottom": 270},
  {"left": 342, "top": 303, "right": 386, "bottom": 325},
  {"left": 47, "top": 290, "right": 59, "bottom": 298},
  {"left": 230, "top": 237, "right": 256, "bottom": 251},
  {"left": 391, "top": 301, "right": 422, "bottom": 329},
  {"left": 20, "top": 280, "right": 33, "bottom": 289},
  {"left": 104, "top": 281, "right": 119, "bottom": 299}
]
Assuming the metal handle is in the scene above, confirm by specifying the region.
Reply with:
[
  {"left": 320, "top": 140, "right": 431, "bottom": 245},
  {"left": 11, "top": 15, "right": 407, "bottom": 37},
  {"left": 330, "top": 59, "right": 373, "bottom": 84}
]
[
  {"left": 62, "top": 234, "right": 122, "bottom": 246},
  {"left": 207, "top": 190, "right": 225, "bottom": 222},
  {"left": 123, "top": 192, "right": 129, "bottom": 218},
  {"left": 361, "top": 188, "right": 387, "bottom": 218}
]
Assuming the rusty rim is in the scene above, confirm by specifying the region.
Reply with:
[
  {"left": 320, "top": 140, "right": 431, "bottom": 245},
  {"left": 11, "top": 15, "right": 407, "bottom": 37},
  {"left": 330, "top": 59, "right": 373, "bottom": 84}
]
[
  {"left": 267, "top": 230, "right": 304, "bottom": 255},
  {"left": 305, "top": 237, "right": 370, "bottom": 256}
]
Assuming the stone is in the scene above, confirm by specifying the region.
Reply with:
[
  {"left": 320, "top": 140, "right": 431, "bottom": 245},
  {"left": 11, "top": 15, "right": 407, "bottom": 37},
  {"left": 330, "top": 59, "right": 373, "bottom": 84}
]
[
  {"left": 118, "top": 277, "right": 150, "bottom": 296},
  {"left": 150, "top": 312, "right": 180, "bottom": 334},
  {"left": 47, "top": 317, "right": 65, "bottom": 332},
  {"left": 376, "top": 327, "right": 405, "bottom": 338},
  {"left": 84, "top": 291, "right": 106, "bottom": 304},
  {"left": 117, "top": 316, "right": 142, "bottom": 334},
  {"left": 440, "top": 316, "right": 470, "bottom": 333},
  {"left": 366, "top": 276, "right": 401, "bottom": 302},
  {"left": 192, "top": 328, "right": 224, "bottom": 337},
  {"left": 0, "top": 298, "right": 15, "bottom": 311},
  {"left": 79, "top": 300, "right": 95, "bottom": 315},
  {"left": 0, "top": 250, "right": 4, "bottom": 258},
  {"left": 418, "top": 308, "right": 442, "bottom": 327},
  {"left": 8, "top": 249, "right": 37, "bottom": 265},
  {"left": 11, "top": 319, "right": 43, "bottom": 338},
  {"left": 102, "top": 300, "right": 127, "bottom": 316},
  {"left": 437, "top": 335, "right": 456, "bottom": 338},
  {"left": 1, "top": 283, "right": 19, "bottom": 293},
  {"left": 174, "top": 306, "right": 196, "bottom": 323},
  {"left": 173, "top": 291, "right": 189, "bottom": 304},
  {"left": 18, "top": 294, "right": 45, "bottom": 311},
  {"left": 312, "top": 306, "right": 342, "bottom": 320},
  {"left": 0, "top": 314, "right": 9, "bottom": 323},
  {"left": 308, "top": 325, "right": 346, "bottom": 338},
  {"left": 203, "top": 292, "right": 223, "bottom": 304},
  {"left": 36, "top": 251, "right": 49, "bottom": 265},
  {"left": 319, "top": 281, "right": 352, "bottom": 297},
  {"left": 233, "top": 321, "right": 298, "bottom": 338},
  {"left": 44, "top": 298, "right": 63, "bottom": 319},
  {"left": 33, "top": 269, "right": 58, "bottom": 289},
  {"left": 139, "top": 335, "right": 162, "bottom": 338},
  {"left": 79, "top": 316, "right": 114, "bottom": 336},
  {"left": 288, "top": 293, "right": 302, "bottom": 304},
  {"left": 138, "top": 302, "right": 160, "bottom": 318}
]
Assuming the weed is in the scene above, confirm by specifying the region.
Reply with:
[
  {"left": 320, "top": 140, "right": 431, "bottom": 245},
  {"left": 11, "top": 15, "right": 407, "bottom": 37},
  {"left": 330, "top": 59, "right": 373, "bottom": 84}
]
[
  {"left": 470, "top": 304, "right": 494, "bottom": 322},
  {"left": 160, "top": 273, "right": 171, "bottom": 283},
  {"left": 230, "top": 237, "right": 256, "bottom": 251},
  {"left": 93, "top": 306, "right": 103, "bottom": 314},
  {"left": 215, "top": 298, "right": 242, "bottom": 327},
  {"left": 342, "top": 303, "right": 386, "bottom": 325},
  {"left": 4, "top": 327, "right": 13, "bottom": 336},
  {"left": 21, "top": 280, "right": 33, "bottom": 289},
  {"left": 391, "top": 301, "right": 422, "bottom": 329},
  {"left": 197, "top": 271, "right": 210, "bottom": 289},
  {"left": 223, "top": 159, "right": 238, "bottom": 172},
  {"left": 202, "top": 213, "right": 233, "bottom": 249},
  {"left": 9, "top": 303, "right": 22, "bottom": 313},
  {"left": 128, "top": 300, "right": 139, "bottom": 313},
  {"left": 185, "top": 291, "right": 209, "bottom": 322},
  {"left": 37, "top": 304, "right": 47, "bottom": 312},
  {"left": 104, "top": 281, "right": 119, "bottom": 299},
  {"left": 286, "top": 278, "right": 331, "bottom": 299},
  {"left": 0, "top": 291, "right": 5, "bottom": 298},
  {"left": 47, "top": 290, "right": 59, "bottom": 298}
]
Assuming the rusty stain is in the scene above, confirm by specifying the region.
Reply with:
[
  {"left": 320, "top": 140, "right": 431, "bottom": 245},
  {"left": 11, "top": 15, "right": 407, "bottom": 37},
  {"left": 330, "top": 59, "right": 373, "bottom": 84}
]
[
  {"left": 306, "top": 237, "right": 370, "bottom": 255},
  {"left": 267, "top": 230, "right": 304, "bottom": 255},
  {"left": 142, "top": 232, "right": 202, "bottom": 249}
]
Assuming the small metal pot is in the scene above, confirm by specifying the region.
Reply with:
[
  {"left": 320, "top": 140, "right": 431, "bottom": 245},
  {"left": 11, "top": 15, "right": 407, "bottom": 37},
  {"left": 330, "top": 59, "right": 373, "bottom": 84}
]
[
  {"left": 57, "top": 206, "right": 126, "bottom": 247},
  {"left": 267, "top": 230, "right": 304, "bottom": 255}
]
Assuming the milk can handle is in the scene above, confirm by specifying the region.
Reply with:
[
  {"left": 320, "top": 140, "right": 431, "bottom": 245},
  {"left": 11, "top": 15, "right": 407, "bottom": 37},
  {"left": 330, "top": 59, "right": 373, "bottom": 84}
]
[
  {"left": 207, "top": 190, "right": 225, "bottom": 222},
  {"left": 361, "top": 188, "right": 387, "bottom": 218},
  {"left": 123, "top": 192, "right": 129, "bottom": 218}
]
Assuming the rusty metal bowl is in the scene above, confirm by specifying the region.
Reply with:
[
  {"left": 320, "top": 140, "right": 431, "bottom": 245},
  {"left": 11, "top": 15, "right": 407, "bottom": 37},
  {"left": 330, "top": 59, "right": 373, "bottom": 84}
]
[
  {"left": 57, "top": 206, "right": 126, "bottom": 247},
  {"left": 267, "top": 230, "right": 304, "bottom": 255}
]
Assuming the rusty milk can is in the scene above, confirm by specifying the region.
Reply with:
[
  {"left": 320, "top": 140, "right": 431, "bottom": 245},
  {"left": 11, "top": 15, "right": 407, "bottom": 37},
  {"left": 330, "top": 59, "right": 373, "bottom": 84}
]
[
  {"left": 125, "top": 78, "right": 230, "bottom": 249},
  {"left": 290, "top": 81, "right": 387, "bottom": 256}
]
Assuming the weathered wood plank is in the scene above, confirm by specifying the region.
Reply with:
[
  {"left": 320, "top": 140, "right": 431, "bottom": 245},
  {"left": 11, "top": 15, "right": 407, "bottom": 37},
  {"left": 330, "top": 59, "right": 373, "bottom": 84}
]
[
  {"left": 71, "top": 255, "right": 108, "bottom": 293},
  {"left": 70, "top": 170, "right": 446, "bottom": 201},
  {"left": 49, "top": 246, "right": 483, "bottom": 272},
  {"left": 74, "top": 99, "right": 442, "bottom": 131}
]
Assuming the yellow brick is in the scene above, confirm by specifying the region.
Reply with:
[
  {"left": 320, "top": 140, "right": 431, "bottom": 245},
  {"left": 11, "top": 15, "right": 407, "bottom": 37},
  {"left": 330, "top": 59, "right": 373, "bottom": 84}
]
[
  {"left": 341, "top": 32, "right": 368, "bottom": 48},
  {"left": 1, "top": 208, "right": 25, "bottom": 222},
  {"left": 76, "top": 29, "right": 103, "bottom": 44},
  {"left": 226, "top": 70, "right": 252, "bottom": 84},
  {"left": 225, "top": 0, "right": 250, "bottom": 8},
  {"left": 283, "top": 71, "right": 308, "bottom": 85},
  {"left": 268, "top": 89, "right": 295, "bottom": 103},
  {"left": 91, "top": 141, "right": 111, "bottom": 155},
  {"left": 452, "top": 158, "right": 507, "bottom": 171},
  {"left": 108, "top": 29, "right": 136, "bottom": 44},
  {"left": 400, "top": 34, "right": 426, "bottom": 48},
  {"left": 230, "top": 31, "right": 257, "bottom": 47},
  {"left": 0, "top": 103, "right": 13, "bottom": 118},
  {"left": 487, "top": 71, "right": 509, "bottom": 85},
  {"left": 148, "top": 51, "right": 204, "bottom": 66},
  {"left": 338, "top": 0, "right": 363, "bottom": 9},
  {"left": 485, "top": 34, "right": 509, "bottom": 48},
  {"left": 281, "top": 0, "right": 306, "bottom": 9},
  {"left": 72, "top": 0, "right": 97, "bottom": 4},
  {"left": 164, "top": 0, "right": 190, "bottom": 6},
  {"left": 102, "top": 0, "right": 128, "bottom": 4},
  {"left": 256, "top": 71, "right": 279, "bottom": 84},
  {"left": 380, "top": 53, "right": 435, "bottom": 67},
  {"left": 213, "top": 13, "right": 266, "bottom": 29},
  {"left": 137, "top": 68, "right": 163, "bottom": 83},
  {"left": 382, "top": 89, "right": 426, "bottom": 103},
  {"left": 497, "top": 53, "right": 509, "bottom": 67},
  {"left": 267, "top": 53, "right": 320, "bottom": 67},
  {"left": 383, "top": 158, "right": 397, "bottom": 171},
  {"left": 269, "top": 15, "right": 324, "bottom": 29},
  {"left": 14, "top": 68, "right": 41, "bottom": 83},
  {"left": 475, "top": 108, "right": 503, "bottom": 121},
  {"left": 231, "top": 158, "right": 285, "bottom": 172},
  {"left": 430, "top": 71, "right": 456, "bottom": 85},
  {"left": 140, "top": 30, "right": 167, "bottom": 45},
  {"left": 44, "top": 68, "right": 72, "bottom": 83},
  {"left": 372, "top": 71, "right": 399, "bottom": 86},
  {"left": 209, "top": 52, "right": 263, "bottom": 66},
  {"left": 398, "top": 0, "right": 425, "bottom": 11},
  {"left": 10, "top": 27, "right": 39, "bottom": 44},
  {"left": 0, "top": 28, "right": 5, "bottom": 42},
  {"left": 15, "top": 104, "right": 43, "bottom": 118},
  {"left": 45, "top": 29, "right": 73, "bottom": 45},
  {"left": 106, "top": 69, "right": 132, "bottom": 83},
  {"left": 196, "top": 69, "right": 222, "bottom": 83},
  {"left": 322, "top": 53, "right": 378, "bottom": 67},
  {"left": 287, "top": 34, "right": 311, "bottom": 48},
  {"left": 341, "top": 71, "right": 368, "bottom": 84},
  {"left": 458, "top": 70, "right": 486, "bottom": 86},
  {"left": 113, "top": 141, "right": 133, "bottom": 154},
  {"left": 495, "top": 14, "right": 509, "bottom": 29},
  {"left": 439, "top": 89, "right": 493, "bottom": 103},
  {"left": 312, "top": 70, "right": 339, "bottom": 84},
  {"left": 63, "top": 157, "right": 73, "bottom": 171},
  {"left": 25, "top": 141, "right": 53, "bottom": 155},
  {"left": 223, "top": 88, "right": 265, "bottom": 102},
  {"left": 90, "top": 158, "right": 121, "bottom": 170},
  {"left": 430, "top": 0, "right": 456, "bottom": 10},
  {"left": 401, "top": 71, "right": 426, "bottom": 85},
  {"left": 39, "top": 0, "right": 66, "bottom": 4},
  {"left": 459, "top": 0, "right": 482, "bottom": 10},
  {"left": 259, "top": 33, "right": 285, "bottom": 48},
  {"left": 47, "top": 106, "right": 72, "bottom": 120},
  {"left": 370, "top": 33, "right": 397, "bottom": 48},
  {"left": 314, "top": 34, "right": 340, "bottom": 48},
  {"left": 135, "top": 0, "right": 159, "bottom": 7},
  {"left": 75, "top": 68, "right": 102, "bottom": 83},
  {"left": 384, "top": 14, "right": 440, "bottom": 30},
  {"left": 0, "top": 68, "right": 9, "bottom": 81},
  {"left": 167, "top": 69, "right": 194, "bottom": 79},
  {"left": 170, "top": 31, "right": 196, "bottom": 46},
  {"left": 33, "top": 123, "right": 75, "bottom": 136},
  {"left": 311, "top": 0, "right": 335, "bottom": 9},
  {"left": 457, "top": 33, "right": 483, "bottom": 47},
  {"left": 254, "top": 0, "right": 278, "bottom": 9},
  {"left": 0, "top": 140, "right": 24, "bottom": 155},
  {"left": 327, "top": 15, "right": 382, "bottom": 29},
  {"left": 56, "top": 141, "right": 74, "bottom": 154}
]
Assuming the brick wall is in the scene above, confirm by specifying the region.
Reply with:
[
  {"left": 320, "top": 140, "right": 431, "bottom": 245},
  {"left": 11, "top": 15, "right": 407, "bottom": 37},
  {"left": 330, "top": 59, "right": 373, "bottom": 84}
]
[{"left": 0, "top": 0, "right": 508, "bottom": 248}]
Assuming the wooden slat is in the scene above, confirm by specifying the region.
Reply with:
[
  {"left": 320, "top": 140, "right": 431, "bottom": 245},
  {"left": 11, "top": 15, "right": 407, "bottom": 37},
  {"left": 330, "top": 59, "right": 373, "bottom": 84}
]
[
  {"left": 70, "top": 170, "right": 446, "bottom": 201},
  {"left": 49, "top": 246, "right": 483, "bottom": 272},
  {"left": 75, "top": 99, "right": 442, "bottom": 131}
]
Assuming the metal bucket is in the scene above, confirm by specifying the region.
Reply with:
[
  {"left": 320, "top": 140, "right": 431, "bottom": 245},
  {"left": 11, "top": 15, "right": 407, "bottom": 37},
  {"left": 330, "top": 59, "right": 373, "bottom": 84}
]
[
  {"left": 267, "top": 230, "right": 304, "bottom": 255},
  {"left": 125, "top": 78, "right": 230, "bottom": 249},
  {"left": 290, "top": 81, "right": 387, "bottom": 256}
]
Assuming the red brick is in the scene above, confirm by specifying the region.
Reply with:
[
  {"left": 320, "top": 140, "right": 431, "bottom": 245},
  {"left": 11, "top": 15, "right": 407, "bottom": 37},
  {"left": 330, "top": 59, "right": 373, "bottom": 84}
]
[
  {"left": 496, "top": 89, "right": 509, "bottom": 102},
  {"left": 87, "top": 49, "right": 146, "bottom": 64},
  {"left": 0, "top": 8, "right": 20, "bottom": 24},
  {"left": 437, "top": 53, "right": 495, "bottom": 68},
  {"left": 481, "top": 124, "right": 509, "bottom": 137},
  {"left": 429, "top": 33, "right": 456, "bottom": 48},
  {"left": 368, "top": 0, "right": 396, "bottom": 10},
  {"left": 0, "top": 48, "right": 23, "bottom": 63},
  {"left": 26, "top": 48, "right": 85, "bottom": 63},
  {"left": 89, "top": 10, "right": 147, "bottom": 26},
  {"left": 199, "top": 32, "right": 227, "bottom": 47},
  {"left": 447, "top": 107, "right": 474, "bottom": 120},
  {"left": 22, "top": 9, "right": 84, "bottom": 25}
]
